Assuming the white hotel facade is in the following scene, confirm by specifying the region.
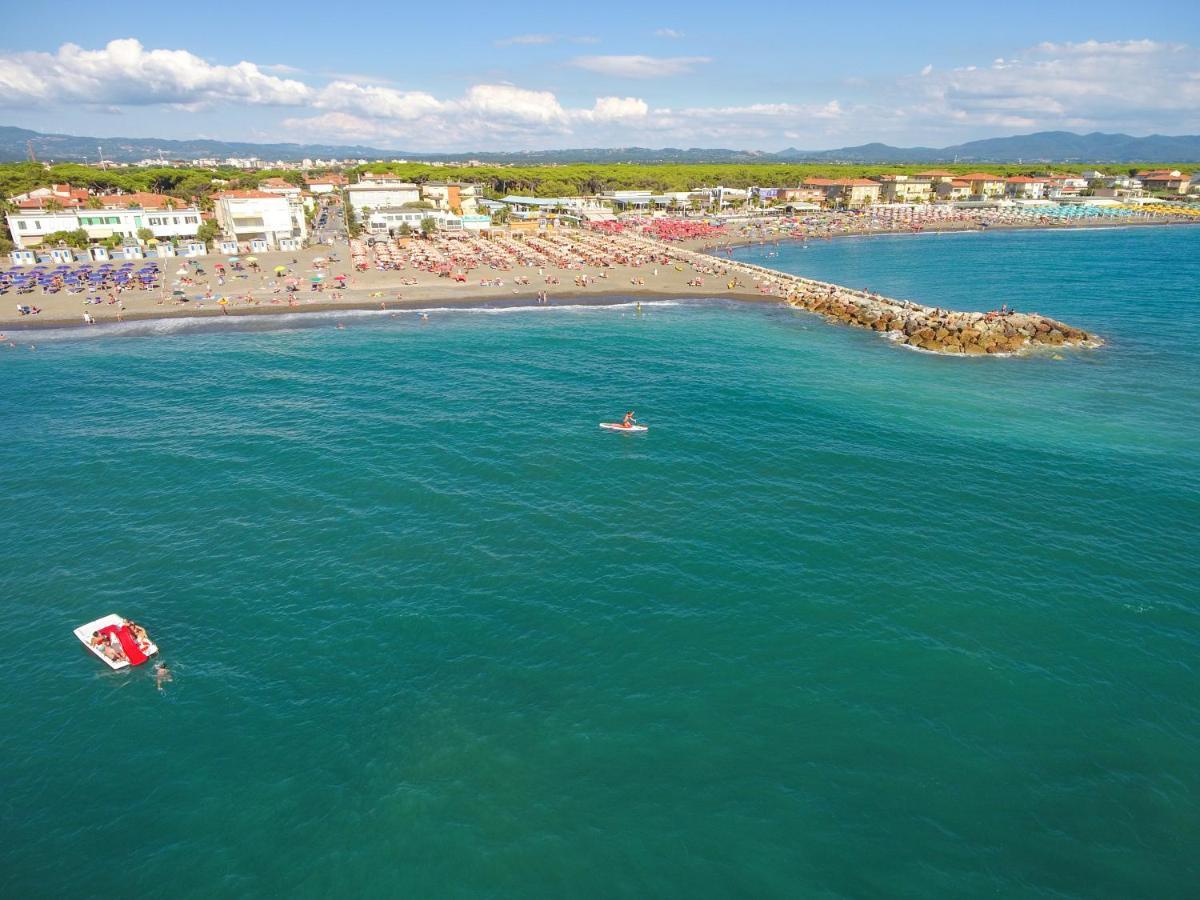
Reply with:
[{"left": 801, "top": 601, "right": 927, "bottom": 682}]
[
  {"left": 6, "top": 207, "right": 203, "bottom": 250},
  {"left": 212, "top": 191, "right": 308, "bottom": 248}
]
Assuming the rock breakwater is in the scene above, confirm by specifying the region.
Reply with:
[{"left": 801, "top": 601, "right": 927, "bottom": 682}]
[{"left": 633, "top": 235, "right": 1100, "bottom": 355}]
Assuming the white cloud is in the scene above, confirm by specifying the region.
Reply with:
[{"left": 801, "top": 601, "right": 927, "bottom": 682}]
[
  {"left": 655, "top": 28, "right": 684, "bottom": 39},
  {"left": 314, "top": 82, "right": 443, "bottom": 120},
  {"left": 579, "top": 96, "right": 650, "bottom": 122},
  {"left": 901, "top": 39, "right": 1200, "bottom": 134},
  {"left": 6, "top": 36, "right": 1200, "bottom": 152},
  {"left": 0, "top": 38, "right": 311, "bottom": 107},
  {"left": 494, "top": 33, "right": 599, "bottom": 47},
  {"left": 494, "top": 34, "right": 557, "bottom": 47},
  {"left": 571, "top": 55, "right": 711, "bottom": 78}
]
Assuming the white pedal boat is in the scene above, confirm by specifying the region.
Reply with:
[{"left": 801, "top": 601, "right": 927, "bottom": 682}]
[{"left": 74, "top": 614, "right": 158, "bottom": 670}]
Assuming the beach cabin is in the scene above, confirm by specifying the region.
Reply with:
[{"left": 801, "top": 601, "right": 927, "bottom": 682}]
[
  {"left": 278, "top": 237, "right": 301, "bottom": 252},
  {"left": 49, "top": 247, "right": 76, "bottom": 265},
  {"left": 89, "top": 246, "right": 111, "bottom": 262},
  {"left": 121, "top": 245, "right": 145, "bottom": 260},
  {"left": 9, "top": 249, "right": 36, "bottom": 266},
  {"left": 156, "top": 243, "right": 177, "bottom": 257},
  {"left": 249, "top": 238, "right": 270, "bottom": 254},
  {"left": 217, "top": 240, "right": 239, "bottom": 255},
  {"left": 182, "top": 241, "right": 206, "bottom": 257}
]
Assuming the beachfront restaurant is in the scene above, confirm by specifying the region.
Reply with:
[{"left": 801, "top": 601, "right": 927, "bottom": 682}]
[{"left": 366, "top": 209, "right": 467, "bottom": 236}]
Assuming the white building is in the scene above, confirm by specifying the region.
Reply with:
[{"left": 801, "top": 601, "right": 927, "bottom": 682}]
[
  {"left": 345, "top": 182, "right": 421, "bottom": 216},
  {"left": 213, "top": 191, "right": 307, "bottom": 249},
  {"left": 6, "top": 207, "right": 202, "bottom": 250},
  {"left": 420, "top": 182, "right": 481, "bottom": 214},
  {"left": 258, "top": 177, "right": 303, "bottom": 201},
  {"left": 366, "top": 209, "right": 468, "bottom": 235},
  {"left": 1005, "top": 177, "right": 1046, "bottom": 199}
]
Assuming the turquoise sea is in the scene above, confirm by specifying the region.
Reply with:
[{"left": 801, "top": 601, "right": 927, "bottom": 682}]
[{"left": 2, "top": 225, "right": 1197, "bottom": 898}]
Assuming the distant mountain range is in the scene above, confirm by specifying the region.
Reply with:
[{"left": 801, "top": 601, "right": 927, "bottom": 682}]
[{"left": 3, "top": 125, "right": 1199, "bottom": 165}]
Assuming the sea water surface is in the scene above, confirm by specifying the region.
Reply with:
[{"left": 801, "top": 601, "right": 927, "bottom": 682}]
[{"left": 1, "top": 226, "right": 1197, "bottom": 898}]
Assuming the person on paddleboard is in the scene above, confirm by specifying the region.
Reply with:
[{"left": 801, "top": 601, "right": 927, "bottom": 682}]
[{"left": 622, "top": 411, "right": 636, "bottom": 428}]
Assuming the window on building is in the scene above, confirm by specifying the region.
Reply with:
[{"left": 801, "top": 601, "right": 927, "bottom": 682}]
[{"left": 17, "top": 221, "right": 26, "bottom": 230}]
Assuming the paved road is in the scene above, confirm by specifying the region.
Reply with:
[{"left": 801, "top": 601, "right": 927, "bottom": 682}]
[{"left": 313, "top": 199, "right": 347, "bottom": 245}]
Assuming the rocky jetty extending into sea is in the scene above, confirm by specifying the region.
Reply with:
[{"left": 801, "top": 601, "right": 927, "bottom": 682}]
[{"left": 652, "top": 238, "right": 1100, "bottom": 355}]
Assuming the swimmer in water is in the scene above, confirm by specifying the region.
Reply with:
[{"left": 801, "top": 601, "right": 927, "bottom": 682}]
[{"left": 154, "top": 662, "right": 173, "bottom": 691}]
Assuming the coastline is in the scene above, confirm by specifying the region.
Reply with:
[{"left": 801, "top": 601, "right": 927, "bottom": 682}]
[
  {"left": 692, "top": 215, "right": 1200, "bottom": 255},
  {"left": 1, "top": 286, "right": 775, "bottom": 332},
  {"left": 2, "top": 218, "right": 1157, "bottom": 350}
]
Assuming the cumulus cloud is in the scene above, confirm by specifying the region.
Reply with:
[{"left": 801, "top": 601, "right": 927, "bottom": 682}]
[
  {"left": 571, "top": 55, "right": 711, "bottom": 78},
  {"left": 655, "top": 28, "right": 684, "bottom": 39},
  {"left": 6, "top": 36, "right": 1200, "bottom": 151},
  {"left": 579, "top": 96, "right": 650, "bottom": 121},
  {"left": 901, "top": 39, "right": 1200, "bottom": 134},
  {"left": 0, "top": 38, "right": 311, "bottom": 107}
]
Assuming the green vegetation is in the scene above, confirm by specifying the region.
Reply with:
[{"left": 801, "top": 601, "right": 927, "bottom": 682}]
[
  {"left": 136, "top": 227, "right": 154, "bottom": 243},
  {"left": 42, "top": 228, "right": 90, "bottom": 249},
  {"left": 419, "top": 216, "right": 437, "bottom": 236},
  {"left": 351, "top": 161, "right": 1196, "bottom": 198},
  {"left": 343, "top": 200, "right": 362, "bottom": 237},
  {"left": 195, "top": 220, "right": 220, "bottom": 245},
  {"left": 0, "top": 162, "right": 317, "bottom": 208}
]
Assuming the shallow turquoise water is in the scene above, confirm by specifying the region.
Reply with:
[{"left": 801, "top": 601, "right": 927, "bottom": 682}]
[{"left": 2, "top": 226, "right": 1197, "bottom": 898}]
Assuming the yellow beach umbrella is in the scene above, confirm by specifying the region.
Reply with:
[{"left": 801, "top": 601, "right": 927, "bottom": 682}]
[
  {"left": 245, "top": 256, "right": 258, "bottom": 263},
  {"left": 217, "top": 297, "right": 228, "bottom": 305},
  {"left": 274, "top": 265, "right": 288, "bottom": 274}
]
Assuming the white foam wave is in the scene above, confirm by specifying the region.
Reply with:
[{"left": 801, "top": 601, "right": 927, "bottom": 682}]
[{"left": 3, "top": 299, "right": 689, "bottom": 344}]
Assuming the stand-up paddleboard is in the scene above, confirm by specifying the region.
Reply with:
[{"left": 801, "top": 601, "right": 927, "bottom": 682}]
[
  {"left": 599, "top": 422, "right": 648, "bottom": 433},
  {"left": 74, "top": 614, "right": 158, "bottom": 670}
]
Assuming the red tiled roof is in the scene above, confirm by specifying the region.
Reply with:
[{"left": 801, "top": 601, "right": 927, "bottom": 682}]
[
  {"left": 1005, "top": 176, "right": 1044, "bottom": 183},
  {"left": 915, "top": 170, "right": 955, "bottom": 177},
  {"left": 958, "top": 173, "right": 1005, "bottom": 182},
  {"left": 259, "top": 177, "right": 294, "bottom": 188},
  {"left": 101, "top": 192, "right": 177, "bottom": 209},
  {"left": 15, "top": 197, "right": 83, "bottom": 209},
  {"left": 949, "top": 180, "right": 970, "bottom": 188},
  {"left": 215, "top": 190, "right": 282, "bottom": 199}
]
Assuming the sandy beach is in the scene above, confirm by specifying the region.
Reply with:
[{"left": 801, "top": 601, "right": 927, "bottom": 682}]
[
  {"left": 1, "top": 237, "right": 767, "bottom": 331},
  {"left": 4, "top": 216, "right": 1195, "bottom": 334}
]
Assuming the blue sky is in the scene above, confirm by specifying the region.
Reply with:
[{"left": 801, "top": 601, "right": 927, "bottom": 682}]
[{"left": 1, "top": 0, "right": 1198, "bottom": 151}]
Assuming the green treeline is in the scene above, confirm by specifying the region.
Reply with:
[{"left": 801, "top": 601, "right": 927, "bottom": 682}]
[
  {"left": 0, "top": 163, "right": 316, "bottom": 206},
  {"left": 0, "top": 160, "right": 1188, "bottom": 205},
  {"left": 352, "top": 161, "right": 1179, "bottom": 197}
]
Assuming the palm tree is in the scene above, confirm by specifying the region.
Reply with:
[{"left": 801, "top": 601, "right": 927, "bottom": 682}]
[{"left": 44, "top": 198, "right": 64, "bottom": 213}]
